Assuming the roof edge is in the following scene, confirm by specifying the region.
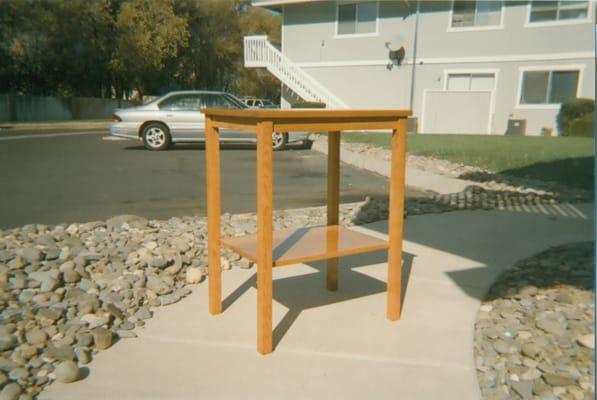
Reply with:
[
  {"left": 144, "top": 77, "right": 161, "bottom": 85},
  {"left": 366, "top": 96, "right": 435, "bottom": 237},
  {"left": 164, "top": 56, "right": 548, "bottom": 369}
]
[{"left": 252, "top": 0, "right": 319, "bottom": 9}]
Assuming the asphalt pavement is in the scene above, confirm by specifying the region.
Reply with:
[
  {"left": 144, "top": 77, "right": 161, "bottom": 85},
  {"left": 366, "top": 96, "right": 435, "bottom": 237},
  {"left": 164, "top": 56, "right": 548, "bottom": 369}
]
[{"left": 0, "top": 129, "right": 426, "bottom": 229}]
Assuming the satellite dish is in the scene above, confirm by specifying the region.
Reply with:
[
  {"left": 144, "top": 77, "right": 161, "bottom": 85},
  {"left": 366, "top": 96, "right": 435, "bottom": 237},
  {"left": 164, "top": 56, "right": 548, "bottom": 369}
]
[
  {"left": 385, "top": 35, "right": 404, "bottom": 52},
  {"left": 385, "top": 36, "right": 405, "bottom": 70}
]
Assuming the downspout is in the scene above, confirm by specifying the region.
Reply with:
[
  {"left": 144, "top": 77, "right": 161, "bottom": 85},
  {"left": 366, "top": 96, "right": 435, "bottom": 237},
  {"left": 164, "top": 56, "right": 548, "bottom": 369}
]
[{"left": 408, "top": 0, "right": 420, "bottom": 114}]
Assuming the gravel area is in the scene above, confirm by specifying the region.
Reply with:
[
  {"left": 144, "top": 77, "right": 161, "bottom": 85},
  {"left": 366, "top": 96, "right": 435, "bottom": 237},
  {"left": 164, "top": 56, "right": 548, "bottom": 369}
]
[{"left": 475, "top": 242, "right": 595, "bottom": 400}]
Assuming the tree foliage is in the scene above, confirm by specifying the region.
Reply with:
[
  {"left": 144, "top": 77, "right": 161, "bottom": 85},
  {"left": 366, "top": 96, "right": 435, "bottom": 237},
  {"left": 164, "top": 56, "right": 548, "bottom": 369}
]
[{"left": 0, "top": 0, "right": 281, "bottom": 101}]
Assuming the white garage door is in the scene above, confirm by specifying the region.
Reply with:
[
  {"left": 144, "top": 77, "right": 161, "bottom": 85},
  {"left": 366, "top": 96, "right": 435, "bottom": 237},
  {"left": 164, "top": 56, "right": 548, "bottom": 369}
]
[{"left": 421, "top": 90, "right": 493, "bottom": 134}]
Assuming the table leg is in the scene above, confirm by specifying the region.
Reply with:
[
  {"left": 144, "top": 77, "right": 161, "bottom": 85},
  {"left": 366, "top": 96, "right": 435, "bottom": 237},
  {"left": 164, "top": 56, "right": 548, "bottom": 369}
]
[
  {"left": 205, "top": 118, "right": 222, "bottom": 315},
  {"left": 387, "top": 118, "right": 408, "bottom": 321},
  {"left": 256, "top": 121, "right": 274, "bottom": 354},
  {"left": 326, "top": 131, "right": 340, "bottom": 291}
]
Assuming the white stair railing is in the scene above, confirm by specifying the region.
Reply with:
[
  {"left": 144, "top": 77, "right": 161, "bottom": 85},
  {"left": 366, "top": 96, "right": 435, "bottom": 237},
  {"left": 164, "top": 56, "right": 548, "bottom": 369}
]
[{"left": 244, "top": 35, "right": 348, "bottom": 109}]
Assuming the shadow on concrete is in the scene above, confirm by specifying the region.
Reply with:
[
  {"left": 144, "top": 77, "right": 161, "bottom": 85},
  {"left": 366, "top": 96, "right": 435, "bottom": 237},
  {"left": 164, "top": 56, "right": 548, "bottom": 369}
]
[
  {"left": 354, "top": 197, "right": 593, "bottom": 302},
  {"left": 223, "top": 250, "right": 414, "bottom": 349},
  {"left": 351, "top": 186, "right": 590, "bottom": 225}
]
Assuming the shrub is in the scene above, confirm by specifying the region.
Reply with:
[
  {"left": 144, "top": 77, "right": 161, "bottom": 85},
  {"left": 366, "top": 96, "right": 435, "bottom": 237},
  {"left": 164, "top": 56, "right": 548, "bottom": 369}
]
[
  {"left": 557, "top": 98, "right": 594, "bottom": 135},
  {"left": 566, "top": 111, "right": 594, "bottom": 137}
]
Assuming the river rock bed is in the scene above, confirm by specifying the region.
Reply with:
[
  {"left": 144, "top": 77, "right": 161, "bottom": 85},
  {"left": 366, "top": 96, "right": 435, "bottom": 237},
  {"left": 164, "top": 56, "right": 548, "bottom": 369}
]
[{"left": 475, "top": 242, "right": 595, "bottom": 400}]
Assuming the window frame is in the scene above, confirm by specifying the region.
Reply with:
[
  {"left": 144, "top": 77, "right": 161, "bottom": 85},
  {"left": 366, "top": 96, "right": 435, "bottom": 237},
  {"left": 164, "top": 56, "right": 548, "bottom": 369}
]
[
  {"left": 443, "top": 70, "right": 499, "bottom": 92},
  {"left": 525, "top": 0, "right": 592, "bottom": 28},
  {"left": 447, "top": 0, "right": 505, "bottom": 32},
  {"left": 515, "top": 65, "right": 584, "bottom": 109},
  {"left": 334, "top": 1, "right": 379, "bottom": 39}
]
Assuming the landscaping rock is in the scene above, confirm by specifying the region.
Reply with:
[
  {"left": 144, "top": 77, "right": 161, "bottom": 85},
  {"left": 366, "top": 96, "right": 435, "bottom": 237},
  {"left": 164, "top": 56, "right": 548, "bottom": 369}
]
[
  {"left": 25, "top": 328, "right": 47, "bottom": 346},
  {"left": 54, "top": 360, "right": 80, "bottom": 383},
  {"left": 106, "top": 215, "right": 148, "bottom": 230},
  {"left": 134, "top": 307, "right": 152, "bottom": 320},
  {"left": 577, "top": 334, "right": 594, "bottom": 349},
  {"left": 63, "top": 269, "right": 81, "bottom": 283},
  {"left": 47, "top": 344, "right": 76, "bottom": 361},
  {"left": 0, "top": 383, "right": 22, "bottom": 400},
  {"left": 0, "top": 334, "right": 17, "bottom": 352},
  {"left": 91, "top": 328, "right": 112, "bottom": 350},
  {"left": 475, "top": 242, "right": 594, "bottom": 400},
  {"left": 21, "top": 247, "right": 42, "bottom": 263},
  {"left": 74, "top": 347, "right": 91, "bottom": 365},
  {"left": 185, "top": 267, "right": 203, "bottom": 284}
]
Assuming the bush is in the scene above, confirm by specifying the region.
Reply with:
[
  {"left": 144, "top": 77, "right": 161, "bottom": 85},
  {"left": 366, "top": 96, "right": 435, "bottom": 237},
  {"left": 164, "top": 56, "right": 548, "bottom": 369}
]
[
  {"left": 566, "top": 111, "right": 594, "bottom": 137},
  {"left": 557, "top": 98, "right": 594, "bottom": 135}
]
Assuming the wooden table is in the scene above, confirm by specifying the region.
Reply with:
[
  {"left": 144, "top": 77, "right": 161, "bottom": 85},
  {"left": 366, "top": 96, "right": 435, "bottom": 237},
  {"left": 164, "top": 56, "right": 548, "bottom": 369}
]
[{"left": 203, "top": 109, "right": 411, "bottom": 355}]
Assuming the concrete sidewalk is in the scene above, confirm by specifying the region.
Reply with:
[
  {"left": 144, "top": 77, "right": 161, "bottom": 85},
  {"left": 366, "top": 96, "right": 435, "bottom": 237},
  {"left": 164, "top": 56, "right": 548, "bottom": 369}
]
[
  {"left": 40, "top": 205, "right": 594, "bottom": 400},
  {"left": 312, "top": 136, "right": 478, "bottom": 194}
]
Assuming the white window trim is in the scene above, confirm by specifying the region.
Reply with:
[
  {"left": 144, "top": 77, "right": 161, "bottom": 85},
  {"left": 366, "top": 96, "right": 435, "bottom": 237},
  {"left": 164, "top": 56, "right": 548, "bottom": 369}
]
[
  {"left": 447, "top": 0, "right": 505, "bottom": 33},
  {"left": 334, "top": 1, "right": 379, "bottom": 39},
  {"left": 294, "top": 51, "right": 594, "bottom": 68},
  {"left": 515, "top": 65, "right": 585, "bottom": 109},
  {"left": 524, "top": 1, "right": 593, "bottom": 28},
  {"left": 442, "top": 68, "right": 499, "bottom": 134},
  {"left": 442, "top": 68, "right": 500, "bottom": 91}
]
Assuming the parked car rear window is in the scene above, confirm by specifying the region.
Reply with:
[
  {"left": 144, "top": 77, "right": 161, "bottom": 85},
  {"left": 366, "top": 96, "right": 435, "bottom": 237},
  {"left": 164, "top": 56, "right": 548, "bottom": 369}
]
[{"left": 159, "top": 94, "right": 202, "bottom": 111}]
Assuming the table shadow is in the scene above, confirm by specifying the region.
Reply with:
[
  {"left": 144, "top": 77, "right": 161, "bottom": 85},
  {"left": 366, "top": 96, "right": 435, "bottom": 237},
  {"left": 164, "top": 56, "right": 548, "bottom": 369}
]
[{"left": 222, "top": 250, "right": 414, "bottom": 349}]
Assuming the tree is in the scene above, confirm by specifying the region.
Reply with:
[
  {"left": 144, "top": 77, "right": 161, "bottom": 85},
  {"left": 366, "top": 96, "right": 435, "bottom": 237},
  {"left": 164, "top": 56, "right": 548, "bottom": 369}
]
[
  {"left": 235, "top": 4, "right": 281, "bottom": 101},
  {"left": 113, "top": 0, "right": 188, "bottom": 99},
  {"left": 0, "top": 0, "right": 282, "bottom": 101}
]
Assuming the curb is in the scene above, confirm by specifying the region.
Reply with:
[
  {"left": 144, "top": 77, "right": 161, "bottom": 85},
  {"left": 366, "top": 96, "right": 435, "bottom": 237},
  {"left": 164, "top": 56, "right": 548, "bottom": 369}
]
[
  {"left": 311, "top": 136, "right": 476, "bottom": 195},
  {"left": 0, "top": 121, "right": 111, "bottom": 132}
]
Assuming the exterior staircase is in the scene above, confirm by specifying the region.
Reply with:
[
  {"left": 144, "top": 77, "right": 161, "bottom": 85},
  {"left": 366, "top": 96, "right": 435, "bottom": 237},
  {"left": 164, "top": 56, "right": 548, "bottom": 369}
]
[{"left": 243, "top": 35, "right": 348, "bottom": 109}]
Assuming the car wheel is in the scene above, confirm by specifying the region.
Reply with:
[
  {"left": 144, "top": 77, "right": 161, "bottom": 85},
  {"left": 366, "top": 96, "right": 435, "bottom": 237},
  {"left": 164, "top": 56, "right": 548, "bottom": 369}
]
[
  {"left": 272, "top": 132, "right": 288, "bottom": 151},
  {"left": 142, "top": 123, "right": 170, "bottom": 151}
]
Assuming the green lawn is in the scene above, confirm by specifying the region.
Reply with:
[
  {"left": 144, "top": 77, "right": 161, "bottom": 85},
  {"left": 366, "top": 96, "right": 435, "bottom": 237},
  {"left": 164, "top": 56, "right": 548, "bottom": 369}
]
[{"left": 341, "top": 133, "right": 595, "bottom": 191}]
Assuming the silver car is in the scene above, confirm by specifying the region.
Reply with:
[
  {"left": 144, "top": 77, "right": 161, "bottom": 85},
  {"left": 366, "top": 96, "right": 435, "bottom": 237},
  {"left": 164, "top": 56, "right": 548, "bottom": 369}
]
[{"left": 110, "top": 91, "right": 309, "bottom": 151}]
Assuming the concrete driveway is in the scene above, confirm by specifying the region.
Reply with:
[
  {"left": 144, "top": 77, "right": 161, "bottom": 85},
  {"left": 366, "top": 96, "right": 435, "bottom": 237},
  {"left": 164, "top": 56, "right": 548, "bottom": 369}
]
[{"left": 40, "top": 204, "right": 594, "bottom": 400}]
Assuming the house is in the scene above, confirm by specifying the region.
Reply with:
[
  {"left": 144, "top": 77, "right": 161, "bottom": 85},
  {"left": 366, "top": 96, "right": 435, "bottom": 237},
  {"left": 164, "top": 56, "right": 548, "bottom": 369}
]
[{"left": 244, "top": 0, "right": 595, "bottom": 135}]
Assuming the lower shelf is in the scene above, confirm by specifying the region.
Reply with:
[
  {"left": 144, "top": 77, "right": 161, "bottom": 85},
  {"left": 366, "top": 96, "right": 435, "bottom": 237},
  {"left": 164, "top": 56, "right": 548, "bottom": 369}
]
[{"left": 221, "top": 225, "right": 389, "bottom": 267}]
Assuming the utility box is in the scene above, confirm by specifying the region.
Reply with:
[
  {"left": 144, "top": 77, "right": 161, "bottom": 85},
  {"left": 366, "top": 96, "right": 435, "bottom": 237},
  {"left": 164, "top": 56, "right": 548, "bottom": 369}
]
[
  {"left": 505, "top": 119, "right": 526, "bottom": 136},
  {"left": 408, "top": 117, "right": 418, "bottom": 134}
]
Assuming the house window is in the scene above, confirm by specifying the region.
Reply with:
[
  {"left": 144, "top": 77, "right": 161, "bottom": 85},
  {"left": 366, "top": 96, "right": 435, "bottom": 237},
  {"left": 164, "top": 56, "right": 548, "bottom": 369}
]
[
  {"left": 451, "top": 1, "right": 502, "bottom": 28},
  {"left": 520, "top": 70, "right": 579, "bottom": 104},
  {"left": 447, "top": 73, "right": 495, "bottom": 91},
  {"left": 529, "top": 1, "right": 589, "bottom": 23},
  {"left": 337, "top": 2, "right": 377, "bottom": 35}
]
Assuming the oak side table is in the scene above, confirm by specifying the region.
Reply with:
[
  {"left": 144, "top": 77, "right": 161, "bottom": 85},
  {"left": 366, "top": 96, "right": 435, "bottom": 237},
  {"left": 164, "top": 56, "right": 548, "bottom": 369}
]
[{"left": 202, "top": 109, "right": 411, "bottom": 355}]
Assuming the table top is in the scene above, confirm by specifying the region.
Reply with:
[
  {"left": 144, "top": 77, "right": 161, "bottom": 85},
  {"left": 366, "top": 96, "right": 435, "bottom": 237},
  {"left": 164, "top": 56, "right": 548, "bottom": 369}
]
[
  {"left": 202, "top": 108, "right": 412, "bottom": 133},
  {"left": 202, "top": 108, "right": 412, "bottom": 119}
]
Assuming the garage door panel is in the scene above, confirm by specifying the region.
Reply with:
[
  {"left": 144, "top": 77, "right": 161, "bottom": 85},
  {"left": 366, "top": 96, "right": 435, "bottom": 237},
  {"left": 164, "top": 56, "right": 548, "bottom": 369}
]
[{"left": 422, "top": 91, "right": 492, "bottom": 134}]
